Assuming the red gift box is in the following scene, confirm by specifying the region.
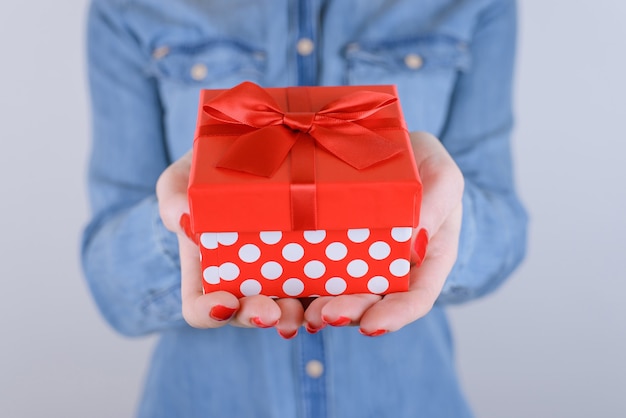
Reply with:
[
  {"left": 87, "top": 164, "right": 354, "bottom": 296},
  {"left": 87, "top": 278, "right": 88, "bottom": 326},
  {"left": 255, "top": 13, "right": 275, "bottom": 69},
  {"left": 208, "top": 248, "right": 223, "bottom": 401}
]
[{"left": 188, "top": 82, "right": 422, "bottom": 298}]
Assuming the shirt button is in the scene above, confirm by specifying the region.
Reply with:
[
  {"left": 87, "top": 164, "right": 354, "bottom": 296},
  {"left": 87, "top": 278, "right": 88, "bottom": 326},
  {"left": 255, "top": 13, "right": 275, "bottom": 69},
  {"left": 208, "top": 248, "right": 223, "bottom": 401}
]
[
  {"left": 404, "top": 53, "right": 424, "bottom": 70},
  {"left": 305, "top": 360, "right": 324, "bottom": 378},
  {"left": 296, "top": 38, "right": 315, "bottom": 56},
  {"left": 190, "top": 63, "right": 208, "bottom": 81},
  {"left": 152, "top": 45, "right": 170, "bottom": 60}
]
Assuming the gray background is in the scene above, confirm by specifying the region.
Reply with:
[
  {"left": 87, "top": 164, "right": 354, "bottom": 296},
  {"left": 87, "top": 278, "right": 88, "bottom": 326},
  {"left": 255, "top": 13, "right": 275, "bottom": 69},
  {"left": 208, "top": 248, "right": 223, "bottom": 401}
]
[{"left": 1, "top": 1, "right": 624, "bottom": 417}]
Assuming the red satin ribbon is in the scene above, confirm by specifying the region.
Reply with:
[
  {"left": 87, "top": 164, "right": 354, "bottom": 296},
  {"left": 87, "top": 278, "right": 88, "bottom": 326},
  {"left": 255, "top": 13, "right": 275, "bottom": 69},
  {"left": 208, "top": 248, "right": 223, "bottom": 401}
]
[
  {"left": 202, "top": 82, "right": 403, "bottom": 230},
  {"left": 203, "top": 81, "right": 403, "bottom": 177}
]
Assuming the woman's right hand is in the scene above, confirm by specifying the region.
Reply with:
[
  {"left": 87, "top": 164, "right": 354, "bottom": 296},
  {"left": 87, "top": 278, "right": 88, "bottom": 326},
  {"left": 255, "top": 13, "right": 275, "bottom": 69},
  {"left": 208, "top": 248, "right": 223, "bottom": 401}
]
[{"left": 156, "top": 150, "right": 304, "bottom": 339}]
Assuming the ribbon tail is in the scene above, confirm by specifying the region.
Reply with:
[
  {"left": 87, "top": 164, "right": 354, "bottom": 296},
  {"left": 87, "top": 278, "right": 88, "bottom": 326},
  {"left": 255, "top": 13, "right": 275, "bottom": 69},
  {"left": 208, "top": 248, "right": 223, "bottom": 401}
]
[
  {"left": 217, "top": 126, "right": 297, "bottom": 177},
  {"left": 311, "top": 125, "right": 404, "bottom": 169}
]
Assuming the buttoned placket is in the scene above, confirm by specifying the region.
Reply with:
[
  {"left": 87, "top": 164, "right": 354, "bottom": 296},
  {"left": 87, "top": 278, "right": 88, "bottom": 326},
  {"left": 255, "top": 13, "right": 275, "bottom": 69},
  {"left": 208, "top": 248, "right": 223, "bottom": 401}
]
[{"left": 292, "top": 1, "right": 329, "bottom": 417}]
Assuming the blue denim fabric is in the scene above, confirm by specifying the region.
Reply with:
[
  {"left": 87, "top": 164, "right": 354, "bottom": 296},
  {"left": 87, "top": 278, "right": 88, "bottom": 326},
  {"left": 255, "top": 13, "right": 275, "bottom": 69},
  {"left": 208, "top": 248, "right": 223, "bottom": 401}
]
[{"left": 82, "top": 0, "right": 528, "bottom": 417}]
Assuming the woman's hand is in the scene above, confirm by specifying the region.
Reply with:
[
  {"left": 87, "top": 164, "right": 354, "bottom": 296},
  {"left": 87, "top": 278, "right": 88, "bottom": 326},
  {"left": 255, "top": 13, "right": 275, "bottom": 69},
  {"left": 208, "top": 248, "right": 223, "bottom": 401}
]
[
  {"left": 157, "top": 130, "right": 463, "bottom": 338},
  {"left": 303, "top": 132, "right": 464, "bottom": 336},
  {"left": 156, "top": 151, "right": 304, "bottom": 338}
]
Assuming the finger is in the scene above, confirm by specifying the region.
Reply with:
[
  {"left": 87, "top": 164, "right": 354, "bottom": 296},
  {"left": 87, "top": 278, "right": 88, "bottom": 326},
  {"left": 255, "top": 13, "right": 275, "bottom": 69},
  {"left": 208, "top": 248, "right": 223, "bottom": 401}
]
[
  {"left": 179, "top": 236, "right": 240, "bottom": 328},
  {"left": 231, "top": 295, "right": 282, "bottom": 329},
  {"left": 274, "top": 298, "right": 305, "bottom": 339},
  {"left": 302, "top": 296, "right": 333, "bottom": 333},
  {"left": 409, "top": 131, "right": 464, "bottom": 239},
  {"left": 316, "top": 294, "right": 381, "bottom": 327},
  {"left": 156, "top": 150, "right": 193, "bottom": 234},
  {"left": 359, "top": 204, "right": 462, "bottom": 335}
]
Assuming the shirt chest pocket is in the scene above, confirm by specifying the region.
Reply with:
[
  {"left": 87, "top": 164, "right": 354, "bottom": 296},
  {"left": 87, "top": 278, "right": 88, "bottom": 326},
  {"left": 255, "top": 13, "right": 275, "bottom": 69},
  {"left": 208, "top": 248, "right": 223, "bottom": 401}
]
[
  {"left": 344, "top": 35, "right": 470, "bottom": 135},
  {"left": 149, "top": 41, "right": 267, "bottom": 159}
]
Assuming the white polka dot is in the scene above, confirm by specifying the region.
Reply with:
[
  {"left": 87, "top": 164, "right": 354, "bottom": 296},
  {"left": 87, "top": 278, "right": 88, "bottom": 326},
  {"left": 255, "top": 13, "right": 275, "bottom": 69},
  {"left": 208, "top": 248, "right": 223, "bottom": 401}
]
[
  {"left": 347, "top": 259, "right": 369, "bottom": 278},
  {"left": 217, "top": 232, "right": 238, "bottom": 246},
  {"left": 347, "top": 228, "right": 370, "bottom": 243},
  {"left": 202, "top": 266, "right": 219, "bottom": 284},
  {"left": 325, "top": 277, "right": 347, "bottom": 295},
  {"left": 240, "top": 279, "right": 262, "bottom": 296},
  {"left": 260, "top": 231, "right": 282, "bottom": 245},
  {"left": 389, "top": 259, "right": 411, "bottom": 277},
  {"left": 239, "top": 244, "right": 261, "bottom": 263},
  {"left": 304, "top": 260, "right": 326, "bottom": 279},
  {"left": 325, "top": 242, "right": 348, "bottom": 261},
  {"left": 219, "top": 262, "right": 240, "bottom": 281},
  {"left": 282, "top": 243, "right": 305, "bottom": 262},
  {"left": 369, "top": 241, "right": 391, "bottom": 260},
  {"left": 200, "top": 233, "right": 218, "bottom": 249},
  {"left": 303, "top": 230, "right": 326, "bottom": 244},
  {"left": 391, "top": 227, "right": 412, "bottom": 242},
  {"left": 367, "top": 276, "right": 389, "bottom": 294},
  {"left": 283, "top": 278, "right": 305, "bottom": 296},
  {"left": 261, "top": 261, "right": 283, "bottom": 280}
]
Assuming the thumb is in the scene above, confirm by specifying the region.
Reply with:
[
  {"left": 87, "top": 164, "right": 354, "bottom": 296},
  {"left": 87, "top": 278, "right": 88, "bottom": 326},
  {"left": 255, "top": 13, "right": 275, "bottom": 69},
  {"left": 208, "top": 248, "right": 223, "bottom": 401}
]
[{"left": 156, "top": 150, "right": 193, "bottom": 235}]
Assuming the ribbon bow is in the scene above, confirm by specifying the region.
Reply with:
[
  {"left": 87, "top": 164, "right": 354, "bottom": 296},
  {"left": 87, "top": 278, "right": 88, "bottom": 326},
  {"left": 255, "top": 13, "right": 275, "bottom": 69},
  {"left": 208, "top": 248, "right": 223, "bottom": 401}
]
[{"left": 203, "top": 81, "right": 403, "bottom": 177}]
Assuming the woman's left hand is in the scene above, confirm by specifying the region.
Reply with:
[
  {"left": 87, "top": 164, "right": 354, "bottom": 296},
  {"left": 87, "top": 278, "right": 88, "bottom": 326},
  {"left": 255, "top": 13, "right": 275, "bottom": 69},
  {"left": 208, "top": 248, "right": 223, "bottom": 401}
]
[{"left": 302, "top": 131, "right": 464, "bottom": 336}]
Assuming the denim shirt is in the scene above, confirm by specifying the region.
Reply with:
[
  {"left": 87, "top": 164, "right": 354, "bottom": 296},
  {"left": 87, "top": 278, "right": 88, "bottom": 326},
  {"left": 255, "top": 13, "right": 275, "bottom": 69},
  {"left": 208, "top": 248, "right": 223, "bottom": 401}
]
[{"left": 83, "top": 0, "right": 527, "bottom": 417}]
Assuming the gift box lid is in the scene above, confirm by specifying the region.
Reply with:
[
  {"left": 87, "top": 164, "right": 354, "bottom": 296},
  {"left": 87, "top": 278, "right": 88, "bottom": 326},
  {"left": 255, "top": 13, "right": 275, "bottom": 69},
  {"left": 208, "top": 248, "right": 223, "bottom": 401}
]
[{"left": 188, "top": 83, "right": 422, "bottom": 233}]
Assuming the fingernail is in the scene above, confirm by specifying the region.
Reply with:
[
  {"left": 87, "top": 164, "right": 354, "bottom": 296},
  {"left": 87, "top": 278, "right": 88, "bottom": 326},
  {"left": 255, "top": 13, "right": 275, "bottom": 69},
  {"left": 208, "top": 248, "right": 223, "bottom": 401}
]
[
  {"left": 278, "top": 329, "right": 298, "bottom": 340},
  {"left": 179, "top": 214, "right": 198, "bottom": 244},
  {"left": 209, "top": 305, "right": 236, "bottom": 321},
  {"left": 323, "top": 316, "right": 351, "bottom": 327},
  {"left": 413, "top": 228, "right": 429, "bottom": 267},
  {"left": 359, "top": 329, "right": 388, "bottom": 337},
  {"left": 305, "top": 323, "right": 323, "bottom": 334},
  {"left": 251, "top": 317, "right": 278, "bottom": 328}
]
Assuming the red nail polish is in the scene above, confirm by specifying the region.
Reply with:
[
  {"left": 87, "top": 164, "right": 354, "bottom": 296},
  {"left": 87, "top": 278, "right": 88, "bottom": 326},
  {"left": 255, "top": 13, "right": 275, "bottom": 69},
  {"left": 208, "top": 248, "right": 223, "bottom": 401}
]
[
  {"left": 323, "top": 316, "right": 351, "bottom": 327},
  {"left": 251, "top": 317, "right": 278, "bottom": 328},
  {"left": 278, "top": 329, "right": 298, "bottom": 340},
  {"left": 179, "top": 213, "right": 198, "bottom": 244},
  {"left": 359, "top": 329, "right": 387, "bottom": 337},
  {"left": 413, "top": 228, "right": 429, "bottom": 267},
  {"left": 209, "top": 305, "right": 236, "bottom": 321},
  {"left": 305, "top": 323, "right": 321, "bottom": 334}
]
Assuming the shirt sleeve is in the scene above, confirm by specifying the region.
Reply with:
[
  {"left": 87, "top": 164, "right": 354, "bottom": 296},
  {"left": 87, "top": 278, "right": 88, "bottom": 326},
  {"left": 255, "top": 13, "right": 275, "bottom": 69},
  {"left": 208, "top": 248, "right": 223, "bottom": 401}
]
[
  {"left": 81, "top": 1, "right": 187, "bottom": 336},
  {"left": 437, "top": 0, "right": 528, "bottom": 304}
]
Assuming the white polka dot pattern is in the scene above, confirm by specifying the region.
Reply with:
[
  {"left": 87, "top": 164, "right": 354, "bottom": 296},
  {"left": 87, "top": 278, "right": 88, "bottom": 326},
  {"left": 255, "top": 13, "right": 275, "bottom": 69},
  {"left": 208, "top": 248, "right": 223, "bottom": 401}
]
[
  {"left": 389, "top": 259, "right": 410, "bottom": 277},
  {"left": 367, "top": 276, "right": 389, "bottom": 294},
  {"left": 240, "top": 279, "right": 262, "bottom": 296},
  {"left": 200, "top": 233, "right": 218, "bottom": 249},
  {"left": 238, "top": 244, "right": 261, "bottom": 263},
  {"left": 282, "top": 243, "right": 305, "bottom": 262},
  {"left": 391, "top": 227, "right": 412, "bottom": 242},
  {"left": 369, "top": 241, "right": 391, "bottom": 260},
  {"left": 347, "top": 228, "right": 370, "bottom": 243},
  {"left": 217, "top": 232, "right": 238, "bottom": 246},
  {"left": 347, "top": 259, "right": 368, "bottom": 278},
  {"left": 325, "top": 277, "right": 347, "bottom": 295},
  {"left": 203, "top": 266, "right": 219, "bottom": 284},
  {"left": 283, "top": 278, "right": 305, "bottom": 296},
  {"left": 304, "top": 260, "right": 326, "bottom": 279},
  {"left": 259, "top": 231, "right": 282, "bottom": 244},
  {"left": 325, "top": 242, "right": 348, "bottom": 261},
  {"left": 219, "top": 262, "right": 240, "bottom": 281},
  {"left": 199, "top": 227, "right": 415, "bottom": 298},
  {"left": 261, "top": 261, "right": 282, "bottom": 280},
  {"left": 303, "top": 230, "right": 326, "bottom": 244}
]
